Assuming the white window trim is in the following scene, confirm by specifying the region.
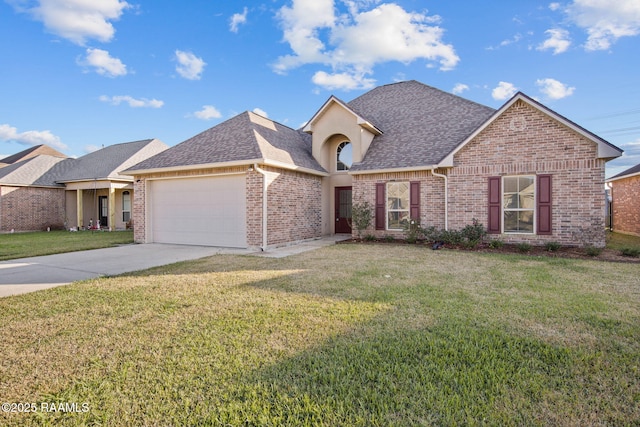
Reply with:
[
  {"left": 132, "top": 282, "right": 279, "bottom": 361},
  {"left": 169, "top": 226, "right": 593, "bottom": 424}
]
[
  {"left": 386, "top": 181, "right": 410, "bottom": 231},
  {"left": 502, "top": 175, "right": 536, "bottom": 234}
]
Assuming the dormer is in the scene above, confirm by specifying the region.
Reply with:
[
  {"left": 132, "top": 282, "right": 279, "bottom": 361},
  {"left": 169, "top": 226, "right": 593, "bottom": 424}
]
[{"left": 303, "top": 96, "right": 382, "bottom": 172}]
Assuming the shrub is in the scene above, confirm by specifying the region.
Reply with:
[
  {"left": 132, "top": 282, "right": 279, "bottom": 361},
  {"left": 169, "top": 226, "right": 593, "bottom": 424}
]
[
  {"left": 364, "top": 234, "right": 376, "bottom": 242},
  {"left": 517, "top": 243, "right": 532, "bottom": 253},
  {"left": 620, "top": 247, "right": 640, "bottom": 258},
  {"left": 460, "top": 219, "right": 487, "bottom": 245},
  {"left": 585, "top": 246, "right": 602, "bottom": 257},
  {"left": 544, "top": 241, "right": 561, "bottom": 252},
  {"left": 402, "top": 218, "right": 421, "bottom": 243},
  {"left": 488, "top": 239, "right": 504, "bottom": 249},
  {"left": 350, "top": 202, "right": 373, "bottom": 239}
]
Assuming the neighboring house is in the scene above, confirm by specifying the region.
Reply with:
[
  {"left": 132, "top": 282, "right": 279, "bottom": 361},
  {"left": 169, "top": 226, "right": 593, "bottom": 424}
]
[
  {"left": 125, "top": 80, "right": 623, "bottom": 249},
  {"left": 0, "top": 139, "right": 167, "bottom": 232},
  {"left": 0, "top": 155, "right": 75, "bottom": 231},
  {"left": 58, "top": 139, "right": 168, "bottom": 231},
  {"left": 0, "top": 144, "right": 67, "bottom": 168},
  {"left": 606, "top": 163, "right": 640, "bottom": 236}
]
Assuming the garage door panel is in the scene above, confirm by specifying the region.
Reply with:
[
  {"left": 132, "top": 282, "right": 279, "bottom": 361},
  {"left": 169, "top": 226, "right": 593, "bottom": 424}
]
[{"left": 149, "top": 175, "right": 246, "bottom": 247}]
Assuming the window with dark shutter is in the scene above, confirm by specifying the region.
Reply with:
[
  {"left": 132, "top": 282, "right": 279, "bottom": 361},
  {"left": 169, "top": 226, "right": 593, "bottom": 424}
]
[
  {"left": 375, "top": 183, "right": 386, "bottom": 230},
  {"left": 488, "top": 176, "right": 501, "bottom": 234},
  {"left": 537, "top": 174, "right": 552, "bottom": 235},
  {"left": 410, "top": 181, "right": 420, "bottom": 220}
]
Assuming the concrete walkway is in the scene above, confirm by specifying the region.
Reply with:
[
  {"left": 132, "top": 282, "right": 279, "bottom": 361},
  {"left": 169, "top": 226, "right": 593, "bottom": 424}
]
[{"left": 0, "top": 235, "right": 350, "bottom": 298}]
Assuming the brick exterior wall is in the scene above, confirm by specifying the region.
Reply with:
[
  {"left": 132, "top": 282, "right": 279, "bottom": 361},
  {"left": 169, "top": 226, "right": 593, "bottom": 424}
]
[
  {"left": 352, "top": 100, "right": 608, "bottom": 247},
  {"left": 0, "top": 186, "right": 66, "bottom": 232},
  {"left": 353, "top": 170, "right": 445, "bottom": 238},
  {"left": 132, "top": 165, "right": 323, "bottom": 248},
  {"left": 611, "top": 175, "right": 640, "bottom": 236},
  {"left": 451, "top": 100, "right": 607, "bottom": 247}
]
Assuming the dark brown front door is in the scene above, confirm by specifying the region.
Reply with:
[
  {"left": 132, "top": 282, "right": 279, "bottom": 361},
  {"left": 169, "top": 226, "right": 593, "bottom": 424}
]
[{"left": 335, "top": 186, "right": 352, "bottom": 234}]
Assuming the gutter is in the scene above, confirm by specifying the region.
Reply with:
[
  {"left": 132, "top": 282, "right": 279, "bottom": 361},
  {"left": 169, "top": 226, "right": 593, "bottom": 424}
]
[
  {"left": 431, "top": 168, "right": 448, "bottom": 231},
  {"left": 253, "top": 163, "right": 268, "bottom": 251}
]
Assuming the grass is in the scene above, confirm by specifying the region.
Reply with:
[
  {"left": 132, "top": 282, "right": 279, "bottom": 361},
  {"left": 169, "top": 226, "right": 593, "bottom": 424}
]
[
  {"left": 606, "top": 231, "right": 640, "bottom": 251},
  {"left": 1, "top": 244, "right": 639, "bottom": 426},
  {"left": 0, "top": 230, "right": 133, "bottom": 260}
]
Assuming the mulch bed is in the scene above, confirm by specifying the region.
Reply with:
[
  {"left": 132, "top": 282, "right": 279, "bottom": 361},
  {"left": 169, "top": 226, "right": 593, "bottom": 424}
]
[{"left": 337, "top": 238, "right": 640, "bottom": 264}]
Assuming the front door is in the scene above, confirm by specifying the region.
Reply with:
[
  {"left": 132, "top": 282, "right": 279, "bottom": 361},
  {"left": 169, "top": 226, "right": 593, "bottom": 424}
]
[
  {"left": 98, "top": 196, "right": 108, "bottom": 228},
  {"left": 335, "top": 186, "right": 352, "bottom": 234}
]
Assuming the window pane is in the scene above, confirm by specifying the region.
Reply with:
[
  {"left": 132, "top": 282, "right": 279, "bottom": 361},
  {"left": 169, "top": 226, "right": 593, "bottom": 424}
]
[
  {"left": 337, "top": 142, "right": 352, "bottom": 170},
  {"left": 387, "top": 182, "right": 409, "bottom": 209},
  {"left": 388, "top": 211, "right": 409, "bottom": 230},
  {"left": 504, "top": 210, "right": 534, "bottom": 233},
  {"left": 504, "top": 177, "right": 518, "bottom": 193}
]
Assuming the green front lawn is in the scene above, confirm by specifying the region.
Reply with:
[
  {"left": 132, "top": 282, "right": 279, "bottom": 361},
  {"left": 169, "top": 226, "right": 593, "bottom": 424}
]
[
  {"left": 1, "top": 245, "right": 638, "bottom": 426},
  {"left": 0, "top": 230, "right": 133, "bottom": 260}
]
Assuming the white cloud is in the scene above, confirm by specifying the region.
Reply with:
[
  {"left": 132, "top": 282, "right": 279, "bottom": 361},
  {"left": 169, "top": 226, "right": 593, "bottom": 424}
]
[
  {"left": 537, "top": 28, "right": 571, "bottom": 54},
  {"left": 175, "top": 50, "right": 206, "bottom": 80},
  {"left": 536, "top": 78, "right": 575, "bottom": 99},
  {"left": 0, "top": 123, "right": 67, "bottom": 150},
  {"left": 99, "top": 95, "right": 164, "bottom": 108},
  {"left": 311, "top": 71, "right": 375, "bottom": 90},
  {"left": 566, "top": 0, "right": 640, "bottom": 51},
  {"left": 230, "top": 7, "right": 248, "bottom": 33},
  {"left": 549, "top": 2, "right": 561, "bottom": 11},
  {"left": 274, "top": 1, "right": 458, "bottom": 91},
  {"left": 252, "top": 108, "right": 268, "bottom": 118},
  {"left": 79, "top": 48, "right": 127, "bottom": 77},
  {"left": 11, "top": 0, "right": 130, "bottom": 45},
  {"left": 452, "top": 83, "right": 469, "bottom": 95},
  {"left": 492, "top": 81, "right": 518, "bottom": 101},
  {"left": 193, "top": 105, "right": 222, "bottom": 120}
]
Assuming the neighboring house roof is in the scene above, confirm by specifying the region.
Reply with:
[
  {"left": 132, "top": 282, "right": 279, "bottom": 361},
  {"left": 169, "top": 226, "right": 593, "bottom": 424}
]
[
  {"left": 125, "top": 111, "right": 326, "bottom": 175},
  {"left": 0, "top": 155, "right": 75, "bottom": 187},
  {"left": 0, "top": 144, "right": 67, "bottom": 165},
  {"left": 606, "top": 162, "right": 640, "bottom": 182},
  {"left": 57, "top": 139, "right": 168, "bottom": 183},
  {"left": 347, "top": 80, "right": 496, "bottom": 172}
]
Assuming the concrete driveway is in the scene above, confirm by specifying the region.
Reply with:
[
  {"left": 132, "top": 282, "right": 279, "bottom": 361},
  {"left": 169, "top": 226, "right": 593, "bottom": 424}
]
[{"left": 0, "top": 243, "right": 253, "bottom": 298}]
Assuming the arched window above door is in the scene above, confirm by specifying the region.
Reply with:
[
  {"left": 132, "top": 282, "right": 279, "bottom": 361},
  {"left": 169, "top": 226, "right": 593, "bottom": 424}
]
[{"left": 337, "top": 141, "right": 352, "bottom": 171}]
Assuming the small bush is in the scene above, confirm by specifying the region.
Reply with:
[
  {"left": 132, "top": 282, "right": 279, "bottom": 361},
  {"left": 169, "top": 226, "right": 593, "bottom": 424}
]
[
  {"left": 364, "top": 234, "right": 377, "bottom": 242},
  {"left": 402, "top": 219, "right": 421, "bottom": 243},
  {"left": 620, "top": 247, "right": 640, "bottom": 257},
  {"left": 460, "top": 219, "right": 487, "bottom": 244},
  {"left": 544, "top": 241, "right": 562, "bottom": 252},
  {"left": 383, "top": 235, "right": 395, "bottom": 243},
  {"left": 488, "top": 239, "right": 504, "bottom": 249},
  {"left": 585, "top": 246, "right": 602, "bottom": 257},
  {"left": 517, "top": 243, "right": 532, "bottom": 253},
  {"left": 350, "top": 202, "right": 373, "bottom": 239}
]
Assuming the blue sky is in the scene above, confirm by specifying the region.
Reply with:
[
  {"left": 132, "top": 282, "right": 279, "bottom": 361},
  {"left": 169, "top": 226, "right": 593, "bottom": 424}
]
[{"left": 1, "top": 0, "right": 639, "bottom": 178}]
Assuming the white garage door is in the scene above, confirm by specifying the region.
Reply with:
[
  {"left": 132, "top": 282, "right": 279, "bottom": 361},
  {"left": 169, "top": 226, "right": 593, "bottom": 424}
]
[{"left": 149, "top": 175, "right": 247, "bottom": 248}]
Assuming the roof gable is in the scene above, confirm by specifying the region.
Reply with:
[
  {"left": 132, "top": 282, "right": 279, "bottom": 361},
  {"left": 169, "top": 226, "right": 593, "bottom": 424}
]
[
  {"left": 441, "top": 92, "right": 623, "bottom": 166},
  {"left": 303, "top": 96, "right": 382, "bottom": 135},
  {"left": 0, "top": 155, "right": 74, "bottom": 187},
  {"left": 57, "top": 139, "right": 167, "bottom": 183},
  {"left": 0, "top": 144, "right": 67, "bottom": 165}
]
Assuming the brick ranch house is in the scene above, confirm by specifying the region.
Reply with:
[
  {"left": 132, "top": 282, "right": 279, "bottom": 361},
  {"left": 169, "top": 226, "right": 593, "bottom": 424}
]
[
  {"left": 125, "top": 80, "right": 623, "bottom": 249},
  {"left": 606, "top": 163, "right": 640, "bottom": 237},
  {"left": 0, "top": 139, "right": 167, "bottom": 232}
]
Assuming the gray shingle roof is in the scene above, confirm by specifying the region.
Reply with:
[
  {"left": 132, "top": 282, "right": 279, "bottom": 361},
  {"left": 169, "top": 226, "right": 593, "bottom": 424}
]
[
  {"left": 347, "top": 80, "right": 496, "bottom": 171},
  {"left": 608, "top": 162, "right": 640, "bottom": 181},
  {"left": 126, "top": 112, "right": 325, "bottom": 174},
  {"left": 0, "top": 155, "right": 75, "bottom": 187},
  {"left": 0, "top": 144, "right": 67, "bottom": 165},
  {"left": 58, "top": 139, "right": 168, "bottom": 182}
]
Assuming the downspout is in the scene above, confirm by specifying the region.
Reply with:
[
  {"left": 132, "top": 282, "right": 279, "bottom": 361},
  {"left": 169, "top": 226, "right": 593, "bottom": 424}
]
[
  {"left": 253, "top": 164, "right": 268, "bottom": 251},
  {"left": 431, "top": 168, "right": 448, "bottom": 231}
]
